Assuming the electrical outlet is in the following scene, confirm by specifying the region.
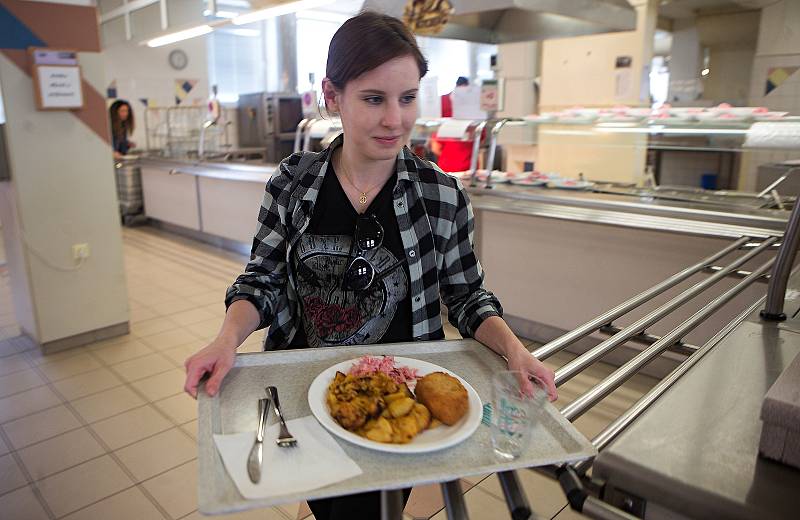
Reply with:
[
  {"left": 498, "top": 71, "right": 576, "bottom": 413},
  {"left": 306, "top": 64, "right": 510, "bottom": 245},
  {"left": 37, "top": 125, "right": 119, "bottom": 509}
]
[{"left": 71, "top": 243, "right": 90, "bottom": 262}]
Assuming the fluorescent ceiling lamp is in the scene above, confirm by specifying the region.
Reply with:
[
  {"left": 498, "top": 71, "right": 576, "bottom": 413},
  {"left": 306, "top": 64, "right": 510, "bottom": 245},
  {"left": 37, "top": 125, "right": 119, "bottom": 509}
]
[
  {"left": 146, "top": 25, "right": 213, "bottom": 47},
  {"left": 205, "top": 9, "right": 241, "bottom": 18},
  {"left": 232, "top": 0, "right": 336, "bottom": 25}
]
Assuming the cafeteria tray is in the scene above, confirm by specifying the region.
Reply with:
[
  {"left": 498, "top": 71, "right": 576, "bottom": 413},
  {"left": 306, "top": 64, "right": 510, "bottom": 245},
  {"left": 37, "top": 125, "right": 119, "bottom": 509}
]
[{"left": 198, "top": 339, "right": 596, "bottom": 515}]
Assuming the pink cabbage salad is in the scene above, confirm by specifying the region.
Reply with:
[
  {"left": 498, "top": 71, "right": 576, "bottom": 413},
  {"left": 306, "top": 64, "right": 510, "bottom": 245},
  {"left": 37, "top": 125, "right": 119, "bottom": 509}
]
[{"left": 348, "top": 355, "right": 420, "bottom": 384}]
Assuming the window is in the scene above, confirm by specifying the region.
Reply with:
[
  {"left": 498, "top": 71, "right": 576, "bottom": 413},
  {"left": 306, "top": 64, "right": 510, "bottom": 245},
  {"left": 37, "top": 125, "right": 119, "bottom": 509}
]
[
  {"left": 207, "top": 22, "right": 265, "bottom": 103},
  {"left": 295, "top": 11, "right": 347, "bottom": 93},
  {"left": 417, "top": 36, "right": 497, "bottom": 96}
]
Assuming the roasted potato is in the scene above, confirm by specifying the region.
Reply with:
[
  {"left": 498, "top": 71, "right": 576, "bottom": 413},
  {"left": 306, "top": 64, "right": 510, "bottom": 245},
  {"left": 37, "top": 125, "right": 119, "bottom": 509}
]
[
  {"left": 391, "top": 415, "right": 421, "bottom": 443},
  {"left": 364, "top": 417, "right": 393, "bottom": 443},
  {"left": 410, "top": 403, "right": 431, "bottom": 430},
  {"left": 388, "top": 397, "right": 415, "bottom": 418}
]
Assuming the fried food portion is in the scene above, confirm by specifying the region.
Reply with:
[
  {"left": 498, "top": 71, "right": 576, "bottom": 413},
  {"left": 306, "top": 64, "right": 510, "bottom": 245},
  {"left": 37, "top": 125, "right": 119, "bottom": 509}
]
[
  {"left": 327, "top": 372, "right": 397, "bottom": 431},
  {"left": 327, "top": 372, "right": 433, "bottom": 444},
  {"left": 414, "top": 372, "right": 468, "bottom": 426}
]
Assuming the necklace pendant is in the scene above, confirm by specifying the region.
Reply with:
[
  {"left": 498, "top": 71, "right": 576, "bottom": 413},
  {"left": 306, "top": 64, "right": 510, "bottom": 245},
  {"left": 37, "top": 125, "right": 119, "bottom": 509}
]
[{"left": 359, "top": 193, "right": 368, "bottom": 205}]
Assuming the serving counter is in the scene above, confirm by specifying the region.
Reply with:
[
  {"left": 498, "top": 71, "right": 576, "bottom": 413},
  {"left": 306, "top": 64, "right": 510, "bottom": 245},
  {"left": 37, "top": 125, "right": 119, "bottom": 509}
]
[
  {"left": 135, "top": 156, "right": 790, "bottom": 374},
  {"left": 462, "top": 182, "right": 789, "bottom": 372},
  {"left": 137, "top": 157, "right": 276, "bottom": 252}
]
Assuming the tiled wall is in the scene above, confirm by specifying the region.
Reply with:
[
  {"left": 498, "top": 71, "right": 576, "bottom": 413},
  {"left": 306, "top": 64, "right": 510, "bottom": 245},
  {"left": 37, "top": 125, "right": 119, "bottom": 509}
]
[
  {"left": 749, "top": 54, "right": 800, "bottom": 113},
  {"left": 739, "top": 1, "right": 800, "bottom": 192},
  {"left": 740, "top": 53, "right": 800, "bottom": 192}
]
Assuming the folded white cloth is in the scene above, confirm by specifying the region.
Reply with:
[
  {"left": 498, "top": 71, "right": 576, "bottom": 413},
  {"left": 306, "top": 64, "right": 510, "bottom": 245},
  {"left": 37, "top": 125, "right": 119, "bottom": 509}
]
[{"left": 213, "top": 415, "right": 363, "bottom": 500}]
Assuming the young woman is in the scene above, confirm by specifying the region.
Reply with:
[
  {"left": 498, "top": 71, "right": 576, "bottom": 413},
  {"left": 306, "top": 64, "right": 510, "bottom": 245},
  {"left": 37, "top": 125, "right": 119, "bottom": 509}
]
[
  {"left": 109, "top": 99, "right": 135, "bottom": 160},
  {"left": 183, "top": 11, "right": 557, "bottom": 519}
]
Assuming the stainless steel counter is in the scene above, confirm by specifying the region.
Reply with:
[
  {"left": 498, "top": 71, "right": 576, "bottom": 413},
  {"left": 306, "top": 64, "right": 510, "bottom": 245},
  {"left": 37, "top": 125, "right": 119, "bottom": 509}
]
[
  {"left": 591, "top": 269, "right": 800, "bottom": 520},
  {"left": 466, "top": 183, "right": 789, "bottom": 239},
  {"left": 137, "top": 156, "right": 277, "bottom": 184},
  {"left": 133, "top": 155, "right": 788, "bottom": 240}
]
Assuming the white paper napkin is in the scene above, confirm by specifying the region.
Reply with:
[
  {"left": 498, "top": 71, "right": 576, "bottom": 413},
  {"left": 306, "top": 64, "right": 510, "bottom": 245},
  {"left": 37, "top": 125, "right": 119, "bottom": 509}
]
[{"left": 213, "top": 415, "right": 363, "bottom": 500}]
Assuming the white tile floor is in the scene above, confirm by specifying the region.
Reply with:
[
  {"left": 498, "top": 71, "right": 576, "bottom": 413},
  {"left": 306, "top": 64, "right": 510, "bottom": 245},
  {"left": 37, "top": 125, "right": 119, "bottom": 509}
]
[{"left": 0, "top": 226, "right": 659, "bottom": 519}]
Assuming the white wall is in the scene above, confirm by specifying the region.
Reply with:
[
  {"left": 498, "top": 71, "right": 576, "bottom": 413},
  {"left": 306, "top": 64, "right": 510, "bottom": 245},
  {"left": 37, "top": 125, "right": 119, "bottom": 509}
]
[
  {"left": 695, "top": 10, "right": 760, "bottom": 107},
  {"left": 0, "top": 52, "right": 129, "bottom": 346},
  {"left": 739, "top": 0, "right": 800, "bottom": 191},
  {"left": 701, "top": 48, "right": 755, "bottom": 106},
  {"left": 103, "top": 37, "right": 210, "bottom": 151},
  {"left": 539, "top": 0, "right": 657, "bottom": 110},
  {"left": 535, "top": 0, "right": 655, "bottom": 183}
]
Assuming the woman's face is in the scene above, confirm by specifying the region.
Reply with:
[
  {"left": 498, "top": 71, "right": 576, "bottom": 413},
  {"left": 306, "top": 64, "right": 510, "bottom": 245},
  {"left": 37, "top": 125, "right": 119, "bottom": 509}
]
[
  {"left": 325, "top": 55, "right": 420, "bottom": 163},
  {"left": 117, "top": 104, "right": 129, "bottom": 121}
]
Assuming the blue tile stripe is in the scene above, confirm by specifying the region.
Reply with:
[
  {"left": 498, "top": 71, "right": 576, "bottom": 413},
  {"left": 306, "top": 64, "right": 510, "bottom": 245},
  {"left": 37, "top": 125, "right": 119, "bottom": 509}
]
[{"left": 0, "top": 4, "right": 46, "bottom": 50}]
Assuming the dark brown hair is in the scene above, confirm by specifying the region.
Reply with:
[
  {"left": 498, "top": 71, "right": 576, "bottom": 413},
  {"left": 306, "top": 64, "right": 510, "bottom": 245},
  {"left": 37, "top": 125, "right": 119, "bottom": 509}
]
[
  {"left": 109, "top": 100, "right": 134, "bottom": 139},
  {"left": 326, "top": 11, "right": 428, "bottom": 90}
]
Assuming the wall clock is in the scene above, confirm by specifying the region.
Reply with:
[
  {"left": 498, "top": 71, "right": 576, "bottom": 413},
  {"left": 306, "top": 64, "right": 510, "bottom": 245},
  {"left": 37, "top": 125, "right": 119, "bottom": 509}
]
[{"left": 168, "top": 49, "right": 188, "bottom": 71}]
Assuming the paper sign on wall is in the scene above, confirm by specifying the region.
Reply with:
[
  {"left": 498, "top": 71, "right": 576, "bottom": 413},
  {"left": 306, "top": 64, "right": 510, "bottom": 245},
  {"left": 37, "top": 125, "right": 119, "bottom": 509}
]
[
  {"left": 480, "top": 79, "right": 503, "bottom": 112},
  {"left": 29, "top": 48, "right": 84, "bottom": 110},
  {"left": 36, "top": 67, "right": 83, "bottom": 108}
]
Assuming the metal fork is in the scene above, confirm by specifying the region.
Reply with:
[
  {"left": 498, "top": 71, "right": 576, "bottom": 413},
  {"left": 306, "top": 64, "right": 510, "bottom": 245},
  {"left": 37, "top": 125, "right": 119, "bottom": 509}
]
[{"left": 265, "top": 386, "right": 297, "bottom": 448}]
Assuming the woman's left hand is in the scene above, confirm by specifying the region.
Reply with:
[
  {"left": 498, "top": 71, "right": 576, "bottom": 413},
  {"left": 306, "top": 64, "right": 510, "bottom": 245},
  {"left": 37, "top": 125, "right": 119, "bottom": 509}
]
[{"left": 506, "top": 347, "right": 558, "bottom": 402}]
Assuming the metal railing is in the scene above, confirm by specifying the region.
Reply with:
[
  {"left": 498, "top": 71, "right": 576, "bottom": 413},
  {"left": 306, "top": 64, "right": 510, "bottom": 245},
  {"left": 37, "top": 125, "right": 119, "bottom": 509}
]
[
  {"left": 531, "top": 236, "right": 751, "bottom": 361},
  {"left": 524, "top": 199, "right": 800, "bottom": 519},
  {"left": 761, "top": 198, "right": 800, "bottom": 320}
]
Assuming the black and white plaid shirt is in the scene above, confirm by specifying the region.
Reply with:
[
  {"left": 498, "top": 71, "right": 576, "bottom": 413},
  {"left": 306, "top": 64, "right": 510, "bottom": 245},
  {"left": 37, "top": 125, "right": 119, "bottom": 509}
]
[{"left": 226, "top": 134, "right": 503, "bottom": 350}]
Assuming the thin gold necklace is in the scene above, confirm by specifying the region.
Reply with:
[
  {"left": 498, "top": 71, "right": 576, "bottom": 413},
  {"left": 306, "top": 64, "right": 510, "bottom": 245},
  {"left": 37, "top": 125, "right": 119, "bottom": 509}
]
[{"left": 338, "top": 157, "right": 382, "bottom": 205}]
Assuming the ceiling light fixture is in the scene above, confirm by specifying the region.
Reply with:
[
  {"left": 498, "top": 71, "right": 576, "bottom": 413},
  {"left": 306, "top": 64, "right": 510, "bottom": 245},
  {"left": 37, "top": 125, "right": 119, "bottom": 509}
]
[
  {"left": 145, "top": 25, "right": 213, "bottom": 47},
  {"left": 232, "top": 0, "right": 336, "bottom": 25}
]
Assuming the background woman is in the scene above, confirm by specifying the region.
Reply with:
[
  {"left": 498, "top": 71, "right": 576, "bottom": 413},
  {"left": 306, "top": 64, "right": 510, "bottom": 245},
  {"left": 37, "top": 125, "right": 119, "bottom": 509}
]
[{"left": 109, "top": 99, "right": 135, "bottom": 160}]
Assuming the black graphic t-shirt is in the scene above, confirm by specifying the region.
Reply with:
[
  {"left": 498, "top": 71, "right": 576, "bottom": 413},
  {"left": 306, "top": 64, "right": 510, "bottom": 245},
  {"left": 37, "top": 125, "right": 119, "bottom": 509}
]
[{"left": 288, "top": 165, "right": 412, "bottom": 348}]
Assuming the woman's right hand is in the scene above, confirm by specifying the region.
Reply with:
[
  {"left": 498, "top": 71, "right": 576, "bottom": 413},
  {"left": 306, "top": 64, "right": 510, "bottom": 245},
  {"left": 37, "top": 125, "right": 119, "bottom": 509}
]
[{"left": 183, "top": 339, "right": 237, "bottom": 399}]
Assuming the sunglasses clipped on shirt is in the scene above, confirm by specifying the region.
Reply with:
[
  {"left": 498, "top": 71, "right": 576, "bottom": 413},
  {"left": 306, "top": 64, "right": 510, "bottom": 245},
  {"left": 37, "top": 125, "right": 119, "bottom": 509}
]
[{"left": 342, "top": 214, "right": 407, "bottom": 292}]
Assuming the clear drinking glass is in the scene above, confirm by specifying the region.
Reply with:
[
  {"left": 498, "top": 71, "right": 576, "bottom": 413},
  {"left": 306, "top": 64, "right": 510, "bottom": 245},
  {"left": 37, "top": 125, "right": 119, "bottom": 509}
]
[{"left": 491, "top": 370, "right": 546, "bottom": 460}]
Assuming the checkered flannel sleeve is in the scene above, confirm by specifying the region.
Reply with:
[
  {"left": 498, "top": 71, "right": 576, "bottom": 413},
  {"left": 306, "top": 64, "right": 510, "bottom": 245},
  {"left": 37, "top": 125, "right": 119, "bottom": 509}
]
[
  {"left": 439, "top": 185, "right": 503, "bottom": 338},
  {"left": 224, "top": 156, "right": 295, "bottom": 330}
]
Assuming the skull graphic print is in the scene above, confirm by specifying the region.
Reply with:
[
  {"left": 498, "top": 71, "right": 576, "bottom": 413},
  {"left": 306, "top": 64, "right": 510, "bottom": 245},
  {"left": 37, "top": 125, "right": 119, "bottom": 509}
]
[{"left": 293, "top": 233, "right": 408, "bottom": 347}]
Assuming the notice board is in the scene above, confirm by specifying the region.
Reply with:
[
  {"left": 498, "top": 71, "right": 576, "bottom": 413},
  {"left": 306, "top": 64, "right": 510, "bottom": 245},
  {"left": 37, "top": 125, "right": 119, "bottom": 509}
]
[{"left": 28, "top": 48, "right": 84, "bottom": 110}]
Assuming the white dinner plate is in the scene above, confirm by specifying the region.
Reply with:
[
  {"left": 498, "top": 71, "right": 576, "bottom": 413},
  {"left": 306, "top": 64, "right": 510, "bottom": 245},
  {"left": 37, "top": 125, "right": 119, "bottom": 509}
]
[
  {"left": 511, "top": 177, "right": 548, "bottom": 187},
  {"left": 308, "top": 357, "right": 483, "bottom": 454},
  {"left": 549, "top": 180, "right": 595, "bottom": 190}
]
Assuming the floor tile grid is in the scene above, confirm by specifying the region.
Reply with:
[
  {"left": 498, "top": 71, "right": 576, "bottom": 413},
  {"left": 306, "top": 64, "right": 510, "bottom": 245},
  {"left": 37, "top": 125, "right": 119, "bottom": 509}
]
[
  {"left": 6, "top": 353, "right": 179, "bottom": 519},
  {"left": 119, "top": 226, "right": 292, "bottom": 520},
  {"left": 57, "top": 233, "right": 285, "bottom": 516},
  {"left": 0, "top": 435, "right": 59, "bottom": 519},
  {"left": 51, "top": 397, "right": 188, "bottom": 517},
  {"left": 0, "top": 324, "right": 204, "bottom": 517},
  {"left": 121, "top": 232, "right": 243, "bottom": 292}
]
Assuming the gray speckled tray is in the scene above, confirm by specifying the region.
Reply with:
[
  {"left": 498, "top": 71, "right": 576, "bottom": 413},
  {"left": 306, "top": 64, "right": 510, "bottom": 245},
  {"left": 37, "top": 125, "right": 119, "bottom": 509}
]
[{"left": 198, "top": 339, "right": 596, "bottom": 515}]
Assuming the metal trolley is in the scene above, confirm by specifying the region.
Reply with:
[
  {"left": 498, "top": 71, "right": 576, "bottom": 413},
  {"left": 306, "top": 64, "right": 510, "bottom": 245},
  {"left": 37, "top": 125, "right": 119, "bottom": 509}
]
[{"left": 501, "top": 191, "right": 798, "bottom": 520}]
